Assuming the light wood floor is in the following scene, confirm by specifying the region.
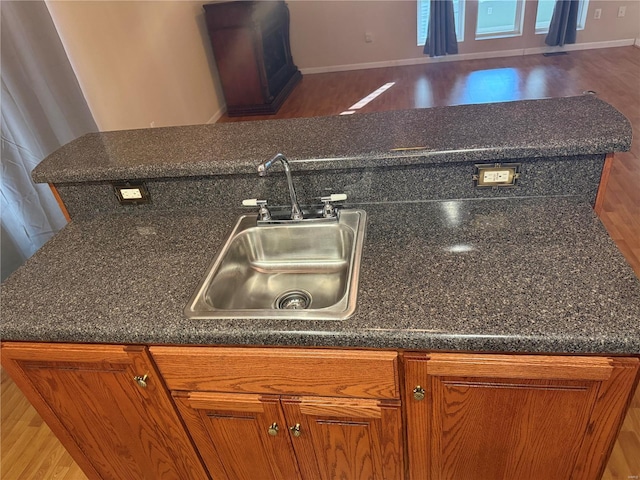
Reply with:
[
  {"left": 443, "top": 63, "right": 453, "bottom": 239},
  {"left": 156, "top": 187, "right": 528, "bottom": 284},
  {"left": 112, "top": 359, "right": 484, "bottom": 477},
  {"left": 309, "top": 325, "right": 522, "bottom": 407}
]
[{"left": 2, "top": 46, "right": 639, "bottom": 479}]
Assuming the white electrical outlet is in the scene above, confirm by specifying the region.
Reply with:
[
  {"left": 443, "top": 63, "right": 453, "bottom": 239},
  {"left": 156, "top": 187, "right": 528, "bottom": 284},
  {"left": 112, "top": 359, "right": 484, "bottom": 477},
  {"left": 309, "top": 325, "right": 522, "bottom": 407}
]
[
  {"left": 483, "top": 170, "right": 510, "bottom": 183},
  {"left": 488, "top": 7, "right": 493, "bottom": 14},
  {"left": 594, "top": 8, "right": 602, "bottom": 19},
  {"left": 120, "top": 188, "right": 143, "bottom": 200},
  {"left": 364, "top": 32, "right": 373, "bottom": 43},
  {"left": 114, "top": 183, "right": 150, "bottom": 204},
  {"left": 474, "top": 163, "right": 521, "bottom": 188},
  {"left": 617, "top": 6, "right": 626, "bottom": 17}
]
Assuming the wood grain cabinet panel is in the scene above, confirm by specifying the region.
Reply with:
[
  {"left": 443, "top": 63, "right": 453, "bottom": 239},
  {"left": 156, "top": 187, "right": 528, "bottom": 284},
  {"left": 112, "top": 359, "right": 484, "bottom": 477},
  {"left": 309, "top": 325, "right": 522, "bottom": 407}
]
[
  {"left": 0, "top": 342, "right": 209, "bottom": 480},
  {"left": 154, "top": 346, "right": 404, "bottom": 480},
  {"left": 404, "top": 353, "right": 639, "bottom": 480},
  {"left": 151, "top": 346, "right": 399, "bottom": 399},
  {"left": 174, "top": 392, "right": 405, "bottom": 480},
  {"left": 173, "top": 392, "right": 301, "bottom": 480},
  {"left": 281, "top": 396, "right": 404, "bottom": 480}
]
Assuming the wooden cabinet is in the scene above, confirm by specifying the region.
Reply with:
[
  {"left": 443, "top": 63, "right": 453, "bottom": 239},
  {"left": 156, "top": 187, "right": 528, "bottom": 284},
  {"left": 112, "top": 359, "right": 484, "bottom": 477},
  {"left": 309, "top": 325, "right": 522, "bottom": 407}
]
[
  {"left": 0, "top": 342, "right": 209, "bottom": 480},
  {"left": 3, "top": 343, "right": 638, "bottom": 480},
  {"left": 404, "top": 352, "right": 640, "bottom": 480},
  {"left": 172, "top": 392, "right": 403, "bottom": 480},
  {"left": 173, "top": 392, "right": 301, "bottom": 480},
  {"left": 152, "top": 346, "right": 404, "bottom": 480},
  {"left": 203, "top": 1, "right": 302, "bottom": 116},
  {"left": 281, "top": 396, "right": 404, "bottom": 480}
]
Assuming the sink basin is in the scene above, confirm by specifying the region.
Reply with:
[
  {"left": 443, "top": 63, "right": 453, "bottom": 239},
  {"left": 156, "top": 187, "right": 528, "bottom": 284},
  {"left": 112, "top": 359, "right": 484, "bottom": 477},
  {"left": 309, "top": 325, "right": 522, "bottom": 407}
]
[{"left": 185, "top": 210, "right": 367, "bottom": 320}]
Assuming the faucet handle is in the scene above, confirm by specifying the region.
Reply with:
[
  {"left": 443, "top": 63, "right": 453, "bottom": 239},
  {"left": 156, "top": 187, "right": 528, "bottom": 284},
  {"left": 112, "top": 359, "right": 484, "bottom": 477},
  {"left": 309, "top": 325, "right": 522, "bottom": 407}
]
[
  {"left": 242, "top": 199, "right": 271, "bottom": 221},
  {"left": 320, "top": 194, "right": 347, "bottom": 218},
  {"left": 320, "top": 194, "right": 347, "bottom": 203},
  {"left": 242, "top": 198, "right": 267, "bottom": 207}
]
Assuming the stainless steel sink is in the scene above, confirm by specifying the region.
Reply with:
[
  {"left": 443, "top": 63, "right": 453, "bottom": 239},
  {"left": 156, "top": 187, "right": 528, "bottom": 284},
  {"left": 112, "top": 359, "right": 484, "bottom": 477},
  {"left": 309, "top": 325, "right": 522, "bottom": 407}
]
[{"left": 185, "top": 209, "right": 367, "bottom": 320}]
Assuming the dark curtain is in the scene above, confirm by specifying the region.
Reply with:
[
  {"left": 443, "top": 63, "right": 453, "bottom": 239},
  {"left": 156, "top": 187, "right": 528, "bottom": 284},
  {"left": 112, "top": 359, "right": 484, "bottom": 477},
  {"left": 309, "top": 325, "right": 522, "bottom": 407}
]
[
  {"left": 424, "top": 0, "right": 458, "bottom": 57},
  {"left": 545, "top": 0, "right": 580, "bottom": 46}
]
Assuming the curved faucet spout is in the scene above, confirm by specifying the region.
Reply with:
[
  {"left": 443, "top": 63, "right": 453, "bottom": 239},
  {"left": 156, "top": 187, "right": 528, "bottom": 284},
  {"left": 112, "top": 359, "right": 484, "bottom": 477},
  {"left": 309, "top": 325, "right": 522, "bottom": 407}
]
[{"left": 257, "top": 153, "right": 303, "bottom": 220}]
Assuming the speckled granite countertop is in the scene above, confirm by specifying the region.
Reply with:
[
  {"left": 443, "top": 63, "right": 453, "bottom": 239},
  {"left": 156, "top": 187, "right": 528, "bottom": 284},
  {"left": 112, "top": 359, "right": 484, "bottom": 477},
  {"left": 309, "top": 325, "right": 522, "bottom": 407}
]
[
  {"left": 2, "top": 198, "right": 639, "bottom": 354},
  {"left": 33, "top": 95, "right": 631, "bottom": 184}
]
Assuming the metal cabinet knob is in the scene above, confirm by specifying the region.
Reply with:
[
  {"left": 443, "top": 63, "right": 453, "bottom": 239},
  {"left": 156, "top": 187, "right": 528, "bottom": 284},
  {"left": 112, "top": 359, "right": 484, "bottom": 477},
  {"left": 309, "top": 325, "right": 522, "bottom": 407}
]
[
  {"left": 134, "top": 374, "right": 148, "bottom": 388},
  {"left": 268, "top": 423, "right": 279, "bottom": 436},
  {"left": 289, "top": 424, "right": 301, "bottom": 437},
  {"left": 413, "top": 385, "right": 425, "bottom": 401}
]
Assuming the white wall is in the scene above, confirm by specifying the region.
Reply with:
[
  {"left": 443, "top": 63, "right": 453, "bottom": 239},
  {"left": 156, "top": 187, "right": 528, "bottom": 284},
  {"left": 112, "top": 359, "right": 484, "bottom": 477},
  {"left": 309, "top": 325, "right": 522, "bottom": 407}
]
[
  {"left": 46, "top": 0, "right": 226, "bottom": 131},
  {"left": 289, "top": 0, "right": 640, "bottom": 71}
]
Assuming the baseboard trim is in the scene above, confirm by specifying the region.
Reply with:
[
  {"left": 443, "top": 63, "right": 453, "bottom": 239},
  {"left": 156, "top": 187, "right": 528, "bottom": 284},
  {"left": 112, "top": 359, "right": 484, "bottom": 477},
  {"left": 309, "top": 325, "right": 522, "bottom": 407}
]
[
  {"left": 207, "top": 104, "right": 227, "bottom": 124},
  {"left": 299, "top": 39, "right": 637, "bottom": 75},
  {"left": 524, "top": 38, "right": 635, "bottom": 55},
  {"left": 635, "top": 38, "right": 640, "bottom": 48}
]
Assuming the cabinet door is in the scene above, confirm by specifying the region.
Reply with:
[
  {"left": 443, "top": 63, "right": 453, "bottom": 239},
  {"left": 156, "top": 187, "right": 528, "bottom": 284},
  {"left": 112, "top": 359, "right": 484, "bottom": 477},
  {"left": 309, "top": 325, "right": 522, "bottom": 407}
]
[
  {"left": 281, "top": 396, "right": 404, "bottom": 480},
  {"left": 173, "top": 391, "right": 301, "bottom": 480},
  {"left": 404, "top": 353, "right": 639, "bottom": 480},
  {"left": 0, "top": 342, "right": 209, "bottom": 480}
]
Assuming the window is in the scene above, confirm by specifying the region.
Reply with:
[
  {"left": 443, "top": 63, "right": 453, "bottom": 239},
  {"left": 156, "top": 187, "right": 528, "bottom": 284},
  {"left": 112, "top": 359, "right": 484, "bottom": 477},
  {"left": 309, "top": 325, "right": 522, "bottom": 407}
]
[
  {"left": 535, "top": 0, "right": 589, "bottom": 34},
  {"left": 475, "top": 0, "right": 525, "bottom": 39},
  {"left": 417, "top": 0, "right": 465, "bottom": 45}
]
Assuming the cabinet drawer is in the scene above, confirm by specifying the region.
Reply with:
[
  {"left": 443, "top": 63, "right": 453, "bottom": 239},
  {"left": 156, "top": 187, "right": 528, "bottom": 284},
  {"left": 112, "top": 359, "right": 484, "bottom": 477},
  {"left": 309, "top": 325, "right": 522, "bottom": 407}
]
[{"left": 151, "top": 346, "right": 399, "bottom": 399}]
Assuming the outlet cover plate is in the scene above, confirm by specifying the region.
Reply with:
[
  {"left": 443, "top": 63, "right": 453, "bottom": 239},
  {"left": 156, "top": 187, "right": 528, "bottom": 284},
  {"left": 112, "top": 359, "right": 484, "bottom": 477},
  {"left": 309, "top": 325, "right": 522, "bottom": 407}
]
[
  {"left": 473, "top": 163, "right": 522, "bottom": 188},
  {"left": 113, "top": 182, "right": 151, "bottom": 205}
]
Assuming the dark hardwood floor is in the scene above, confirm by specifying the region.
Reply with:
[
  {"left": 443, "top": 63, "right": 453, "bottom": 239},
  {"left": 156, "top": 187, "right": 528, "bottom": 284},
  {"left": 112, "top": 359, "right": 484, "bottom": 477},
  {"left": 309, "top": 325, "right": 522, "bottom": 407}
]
[{"left": 2, "top": 46, "right": 639, "bottom": 479}]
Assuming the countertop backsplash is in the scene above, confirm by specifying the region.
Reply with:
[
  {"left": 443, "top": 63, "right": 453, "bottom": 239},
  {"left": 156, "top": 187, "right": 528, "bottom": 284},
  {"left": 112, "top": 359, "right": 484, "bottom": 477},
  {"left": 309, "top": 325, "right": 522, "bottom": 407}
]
[
  {"left": 55, "top": 153, "right": 607, "bottom": 220},
  {"left": 42, "top": 95, "right": 630, "bottom": 220}
]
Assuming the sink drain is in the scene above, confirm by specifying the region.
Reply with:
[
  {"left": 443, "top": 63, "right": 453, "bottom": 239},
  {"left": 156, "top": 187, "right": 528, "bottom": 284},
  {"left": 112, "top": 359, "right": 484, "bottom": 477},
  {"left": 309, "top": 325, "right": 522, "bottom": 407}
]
[{"left": 275, "top": 290, "right": 312, "bottom": 310}]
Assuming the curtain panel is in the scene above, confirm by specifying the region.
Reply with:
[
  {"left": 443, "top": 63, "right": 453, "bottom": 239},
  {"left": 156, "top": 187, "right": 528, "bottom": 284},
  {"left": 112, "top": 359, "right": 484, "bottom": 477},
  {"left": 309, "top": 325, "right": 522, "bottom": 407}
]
[
  {"left": 1, "top": 1, "right": 97, "bottom": 280},
  {"left": 545, "top": 0, "right": 580, "bottom": 47},
  {"left": 424, "top": 0, "right": 459, "bottom": 57}
]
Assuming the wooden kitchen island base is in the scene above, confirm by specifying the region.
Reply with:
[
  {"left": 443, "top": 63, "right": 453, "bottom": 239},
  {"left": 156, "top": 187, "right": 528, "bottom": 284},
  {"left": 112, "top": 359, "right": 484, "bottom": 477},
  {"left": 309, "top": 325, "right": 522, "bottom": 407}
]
[{"left": 2, "top": 343, "right": 638, "bottom": 480}]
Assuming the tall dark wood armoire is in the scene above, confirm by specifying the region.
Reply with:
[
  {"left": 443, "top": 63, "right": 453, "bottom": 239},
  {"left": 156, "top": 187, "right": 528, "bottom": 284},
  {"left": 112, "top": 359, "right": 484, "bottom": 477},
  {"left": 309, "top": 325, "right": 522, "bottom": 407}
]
[{"left": 203, "top": 1, "right": 302, "bottom": 116}]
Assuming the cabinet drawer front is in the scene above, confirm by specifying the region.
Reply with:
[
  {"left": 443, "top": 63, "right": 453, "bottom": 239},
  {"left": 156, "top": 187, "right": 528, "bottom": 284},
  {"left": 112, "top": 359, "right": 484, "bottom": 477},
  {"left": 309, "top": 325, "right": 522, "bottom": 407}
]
[
  {"left": 424, "top": 353, "right": 614, "bottom": 380},
  {"left": 151, "top": 347, "right": 399, "bottom": 399}
]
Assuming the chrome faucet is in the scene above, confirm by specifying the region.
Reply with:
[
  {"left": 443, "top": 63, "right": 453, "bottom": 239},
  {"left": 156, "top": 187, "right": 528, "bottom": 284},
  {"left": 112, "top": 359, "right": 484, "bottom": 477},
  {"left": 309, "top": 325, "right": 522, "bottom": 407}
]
[{"left": 257, "top": 153, "right": 303, "bottom": 220}]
